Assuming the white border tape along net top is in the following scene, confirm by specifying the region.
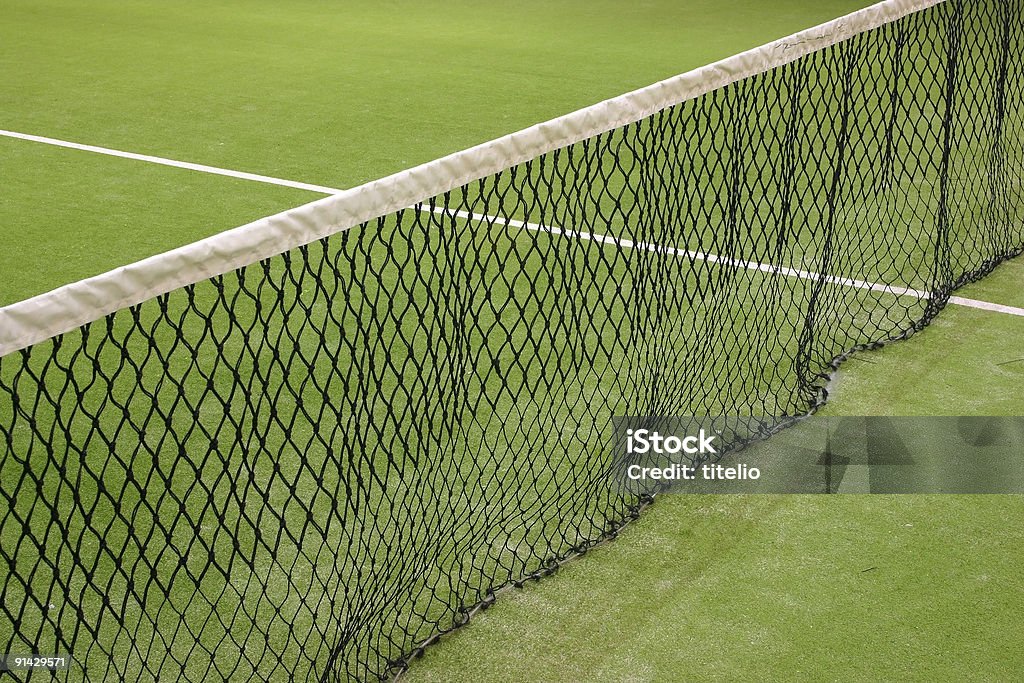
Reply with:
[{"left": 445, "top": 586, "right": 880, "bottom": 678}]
[{"left": 0, "top": 0, "right": 943, "bottom": 357}]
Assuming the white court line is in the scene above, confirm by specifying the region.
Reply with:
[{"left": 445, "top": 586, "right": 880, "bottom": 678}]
[
  {"left": 5, "top": 127, "right": 1022, "bottom": 318},
  {"left": 948, "top": 296, "right": 1024, "bottom": 316},
  {"left": 444, "top": 208, "right": 1024, "bottom": 317},
  {"left": 0, "top": 129, "right": 342, "bottom": 195}
]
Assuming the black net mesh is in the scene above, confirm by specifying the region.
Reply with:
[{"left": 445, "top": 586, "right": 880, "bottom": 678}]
[{"left": 2, "top": 1, "right": 1023, "bottom": 680}]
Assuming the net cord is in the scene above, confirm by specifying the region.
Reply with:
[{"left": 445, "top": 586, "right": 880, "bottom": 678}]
[{"left": 0, "top": 0, "right": 944, "bottom": 358}]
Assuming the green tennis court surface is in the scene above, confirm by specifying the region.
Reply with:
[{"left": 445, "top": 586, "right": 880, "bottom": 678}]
[
  {"left": 1, "top": 0, "right": 874, "bottom": 305},
  {"left": 2, "top": 1, "right": 1023, "bottom": 682},
  {"left": 406, "top": 262, "right": 1024, "bottom": 682}
]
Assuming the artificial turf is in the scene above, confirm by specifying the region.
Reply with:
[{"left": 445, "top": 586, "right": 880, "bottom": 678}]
[
  {"left": 403, "top": 260, "right": 1024, "bottom": 682},
  {"left": 1, "top": 0, "right": 872, "bottom": 304},
  {"left": 2, "top": 1, "right": 1023, "bottom": 682},
  {"left": 0, "top": 135, "right": 315, "bottom": 306}
]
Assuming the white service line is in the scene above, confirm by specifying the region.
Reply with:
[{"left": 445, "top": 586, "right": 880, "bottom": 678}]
[
  {"left": 948, "top": 296, "right": 1024, "bottom": 316},
  {"left": 6, "top": 127, "right": 1022, "bottom": 318},
  {"left": 432, "top": 207, "right": 1024, "bottom": 318},
  {"left": 0, "top": 129, "right": 343, "bottom": 195}
]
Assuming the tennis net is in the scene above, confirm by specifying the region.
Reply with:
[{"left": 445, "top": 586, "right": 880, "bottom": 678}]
[{"left": 1, "top": 0, "right": 1022, "bottom": 680}]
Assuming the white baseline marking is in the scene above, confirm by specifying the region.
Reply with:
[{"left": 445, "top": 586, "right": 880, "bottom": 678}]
[{"left": 6, "top": 127, "right": 1022, "bottom": 318}]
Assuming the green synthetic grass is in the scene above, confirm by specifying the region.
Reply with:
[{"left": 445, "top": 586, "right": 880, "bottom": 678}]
[
  {"left": 1, "top": 0, "right": 876, "bottom": 182},
  {"left": 0, "top": 135, "right": 316, "bottom": 305},
  {"left": 2, "top": 1, "right": 1024, "bottom": 682},
  {"left": 404, "top": 261, "right": 1024, "bottom": 683},
  {"left": 829, "top": 259, "right": 1024, "bottom": 416},
  {"left": 960, "top": 258, "right": 1024, "bottom": 310},
  {"left": 406, "top": 495, "right": 1024, "bottom": 682},
  {"left": 1, "top": 0, "right": 872, "bottom": 305}
]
